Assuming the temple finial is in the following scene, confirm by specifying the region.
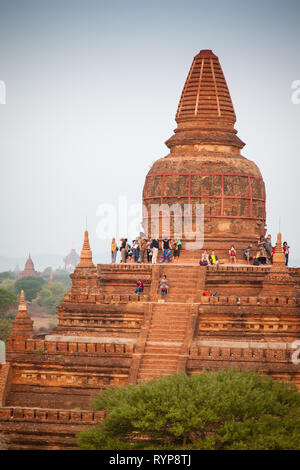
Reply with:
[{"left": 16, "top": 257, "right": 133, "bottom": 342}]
[
  {"left": 19, "top": 289, "right": 27, "bottom": 312},
  {"left": 272, "top": 232, "right": 285, "bottom": 265},
  {"left": 77, "top": 230, "right": 95, "bottom": 269},
  {"left": 9, "top": 289, "right": 34, "bottom": 338}
]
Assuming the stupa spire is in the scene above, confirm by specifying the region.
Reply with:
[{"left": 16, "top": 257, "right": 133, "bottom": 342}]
[
  {"left": 272, "top": 232, "right": 285, "bottom": 265},
  {"left": 77, "top": 230, "right": 95, "bottom": 269},
  {"left": 166, "top": 49, "right": 245, "bottom": 149},
  {"left": 10, "top": 290, "right": 34, "bottom": 338}
]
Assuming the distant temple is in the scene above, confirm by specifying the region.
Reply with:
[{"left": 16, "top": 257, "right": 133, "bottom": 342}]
[
  {"left": 61, "top": 245, "right": 80, "bottom": 273},
  {"left": 15, "top": 253, "right": 39, "bottom": 279},
  {"left": 0, "top": 50, "right": 299, "bottom": 450}
]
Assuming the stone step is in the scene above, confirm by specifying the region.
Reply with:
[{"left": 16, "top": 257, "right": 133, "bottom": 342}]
[
  {"left": 152, "top": 308, "right": 190, "bottom": 313},
  {"left": 144, "top": 346, "right": 182, "bottom": 354},
  {"left": 138, "top": 370, "right": 177, "bottom": 378},
  {"left": 142, "top": 354, "right": 179, "bottom": 360},
  {"left": 150, "top": 323, "right": 187, "bottom": 329},
  {"left": 148, "top": 333, "right": 186, "bottom": 340},
  {"left": 147, "top": 336, "right": 185, "bottom": 343},
  {"left": 139, "top": 367, "right": 177, "bottom": 374},
  {"left": 149, "top": 325, "right": 187, "bottom": 330},
  {"left": 141, "top": 361, "right": 178, "bottom": 367}
]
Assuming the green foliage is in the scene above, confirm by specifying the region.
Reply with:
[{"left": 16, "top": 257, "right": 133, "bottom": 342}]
[
  {"left": 0, "top": 288, "right": 17, "bottom": 313},
  {"left": 41, "top": 267, "right": 52, "bottom": 278},
  {"left": 0, "top": 271, "right": 14, "bottom": 282},
  {"left": 33, "top": 282, "right": 66, "bottom": 314},
  {"left": 52, "top": 273, "right": 72, "bottom": 290},
  {"left": 15, "top": 277, "right": 45, "bottom": 301},
  {"left": 0, "top": 279, "right": 16, "bottom": 295},
  {"left": 0, "top": 317, "right": 12, "bottom": 342},
  {"left": 78, "top": 369, "right": 300, "bottom": 450}
]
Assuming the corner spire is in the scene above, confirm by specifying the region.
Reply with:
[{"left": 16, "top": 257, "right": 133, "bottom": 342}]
[
  {"left": 272, "top": 232, "right": 285, "bottom": 265},
  {"left": 77, "top": 230, "right": 96, "bottom": 269},
  {"left": 10, "top": 290, "right": 34, "bottom": 338}
]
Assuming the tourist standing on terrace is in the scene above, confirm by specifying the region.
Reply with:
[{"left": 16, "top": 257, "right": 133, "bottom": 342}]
[
  {"left": 111, "top": 238, "right": 118, "bottom": 263},
  {"left": 265, "top": 234, "right": 273, "bottom": 264},
  {"left": 120, "top": 238, "right": 127, "bottom": 263},
  {"left": 146, "top": 240, "right": 152, "bottom": 263},
  {"left": 229, "top": 245, "right": 237, "bottom": 264},
  {"left": 151, "top": 238, "right": 159, "bottom": 264},
  {"left": 139, "top": 237, "right": 147, "bottom": 263},
  {"left": 283, "top": 241, "right": 290, "bottom": 266},
  {"left": 133, "top": 239, "right": 139, "bottom": 263},
  {"left": 161, "top": 238, "right": 172, "bottom": 263},
  {"left": 173, "top": 239, "right": 182, "bottom": 262}
]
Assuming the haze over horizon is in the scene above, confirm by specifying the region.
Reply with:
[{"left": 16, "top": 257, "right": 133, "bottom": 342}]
[{"left": 0, "top": 0, "right": 299, "bottom": 268}]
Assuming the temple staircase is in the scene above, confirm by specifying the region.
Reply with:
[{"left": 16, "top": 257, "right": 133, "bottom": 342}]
[{"left": 137, "top": 303, "right": 196, "bottom": 382}]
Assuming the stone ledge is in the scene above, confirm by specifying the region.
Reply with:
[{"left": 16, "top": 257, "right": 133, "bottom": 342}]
[
  {"left": 193, "top": 339, "right": 294, "bottom": 349},
  {"left": 45, "top": 335, "right": 137, "bottom": 344}
]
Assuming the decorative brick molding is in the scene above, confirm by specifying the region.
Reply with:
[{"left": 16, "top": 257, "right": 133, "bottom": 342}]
[{"left": 0, "top": 406, "right": 104, "bottom": 423}]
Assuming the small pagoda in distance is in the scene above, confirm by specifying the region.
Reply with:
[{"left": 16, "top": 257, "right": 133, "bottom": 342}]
[{"left": 15, "top": 253, "right": 39, "bottom": 279}]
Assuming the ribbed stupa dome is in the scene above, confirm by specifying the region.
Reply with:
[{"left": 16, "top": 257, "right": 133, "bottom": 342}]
[{"left": 142, "top": 49, "right": 266, "bottom": 258}]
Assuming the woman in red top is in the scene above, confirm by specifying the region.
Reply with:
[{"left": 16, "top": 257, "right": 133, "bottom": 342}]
[
  {"left": 135, "top": 278, "right": 144, "bottom": 294},
  {"left": 229, "top": 245, "right": 237, "bottom": 264}
]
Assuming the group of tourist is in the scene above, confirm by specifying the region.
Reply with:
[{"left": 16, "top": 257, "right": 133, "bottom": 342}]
[
  {"left": 198, "top": 236, "right": 290, "bottom": 267},
  {"left": 111, "top": 237, "right": 182, "bottom": 264},
  {"left": 199, "top": 250, "right": 219, "bottom": 266},
  {"left": 242, "top": 235, "right": 290, "bottom": 266},
  {"left": 112, "top": 235, "right": 291, "bottom": 267}
]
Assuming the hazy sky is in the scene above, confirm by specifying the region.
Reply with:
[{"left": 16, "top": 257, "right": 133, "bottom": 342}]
[{"left": 0, "top": 0, "right": 299, "bottom": 265}]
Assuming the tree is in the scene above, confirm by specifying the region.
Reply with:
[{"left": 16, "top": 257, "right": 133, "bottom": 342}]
[
  {"left": 78, "top": 369, "right": 300, "bottom": 450},
  {"left": 15, "top": 277, "right": 45, "bottom": 301},
  {"left": 33, "top": 282, "right": 66, "bottom": 314},
  {"left": 0, "top": 279, "right": 16, "bottom": 295},
  {"left": 0, "top": 318, "right": 12, "bottom": 342},
  {"left": 0, "top": 288, "right": 17, "bottom": 314},
  {"left": 0, "top": 272, "right": 14, "bottom": 282}
]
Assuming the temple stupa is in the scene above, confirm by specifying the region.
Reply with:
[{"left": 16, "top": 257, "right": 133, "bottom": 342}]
[{"left": 143, "top": 50, "right": 266, "bottom": 260}]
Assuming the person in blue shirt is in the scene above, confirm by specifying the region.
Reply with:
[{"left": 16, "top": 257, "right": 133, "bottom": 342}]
[{"left": 243, "top": 246, "right": 253, "bottom": 264}]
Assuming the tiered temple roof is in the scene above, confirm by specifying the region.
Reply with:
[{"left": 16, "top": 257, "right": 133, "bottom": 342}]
[{"left": 15, "top": 254, "right": 39, "bottom": 279}]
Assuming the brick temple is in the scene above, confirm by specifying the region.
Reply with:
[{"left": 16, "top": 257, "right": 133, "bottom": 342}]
[
  {"left": 0, "top": 50, "right": 299, "bottom": 450},
  {"left": 15, "top": 253, "right": 39, "bottom": 279}
]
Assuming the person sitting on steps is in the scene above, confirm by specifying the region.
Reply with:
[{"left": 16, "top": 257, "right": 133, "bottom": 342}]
[
  {"left": 209, "top": 250, "right": 219, "bottom": 265},
  {"left": 199, "top": 250, "right": 209, "bottom": 266},
  {"left": 135, "top": 278, "right": 144, "bottom": 294},
  {"left": 160, "top": 274, "right": 168, "bottom": 296}
]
